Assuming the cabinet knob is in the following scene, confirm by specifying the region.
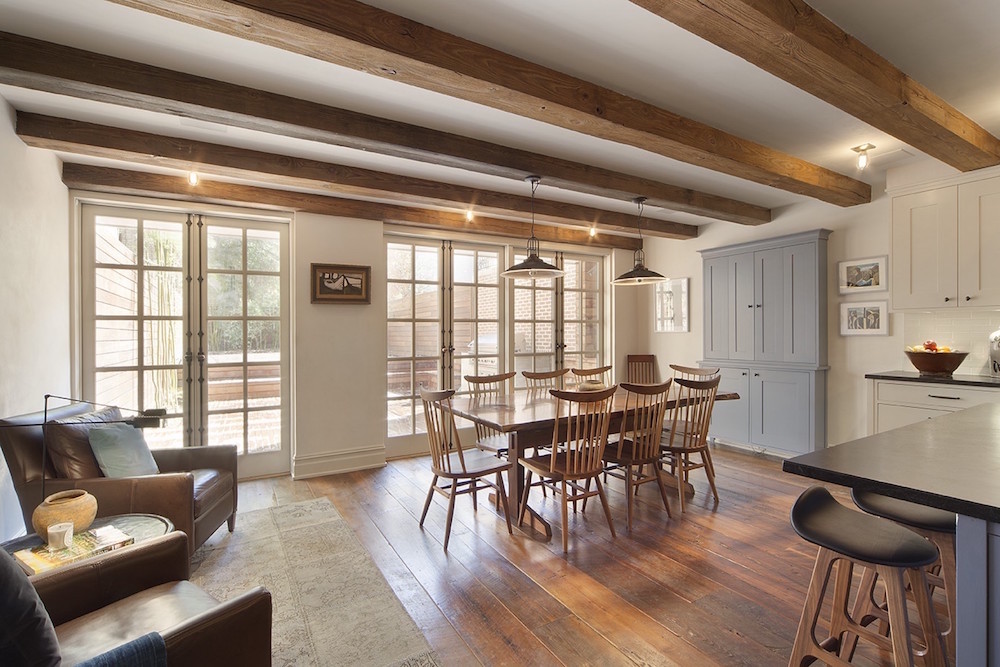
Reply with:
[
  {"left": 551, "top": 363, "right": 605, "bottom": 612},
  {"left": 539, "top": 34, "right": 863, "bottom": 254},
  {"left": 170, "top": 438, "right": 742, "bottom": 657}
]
[
  {"left": 753, "top": 373, "right": 760, "bottom": 377},
  {"left": 966, "top": 296, "right": 972, "bottom": 301},
  {"left": 944, "top": 297, "right": 951, "bottom": 302},
  {"left": 747, "top": 304, "right": 753, "bottom": 309},
  {"left": 755, "top": 304, "right": 762, "bottom": 308},
  {"left": 741, "top": 372, "right": 747, "bottom": 376}
]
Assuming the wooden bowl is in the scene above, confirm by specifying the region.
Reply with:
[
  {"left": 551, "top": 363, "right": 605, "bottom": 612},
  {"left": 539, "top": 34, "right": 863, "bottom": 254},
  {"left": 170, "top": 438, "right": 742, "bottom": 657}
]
[{"left": 904, "top": 350, "right": 969, "bottom": 377}]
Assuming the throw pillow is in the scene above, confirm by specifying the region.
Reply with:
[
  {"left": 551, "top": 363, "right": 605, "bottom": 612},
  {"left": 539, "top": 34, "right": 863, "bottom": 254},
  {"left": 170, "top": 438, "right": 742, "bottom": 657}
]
[
  {"left": 0, "top": 548, "right": 62, "bottom": 666},
  {"left": 88, "top": 424, "right": 160, "bottom": 478},
  {"left": 45, "top": 407, "right": 122, "bottom": 479}
]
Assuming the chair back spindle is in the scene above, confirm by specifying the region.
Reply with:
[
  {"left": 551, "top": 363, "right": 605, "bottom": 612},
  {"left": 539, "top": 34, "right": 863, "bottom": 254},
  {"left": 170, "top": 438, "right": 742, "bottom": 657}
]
[
  {"left": 626, "top": 355, "right": 657, "bottom": 384},
  {"left": 549, "top": 386, "right": 617, "bottom": 476}
]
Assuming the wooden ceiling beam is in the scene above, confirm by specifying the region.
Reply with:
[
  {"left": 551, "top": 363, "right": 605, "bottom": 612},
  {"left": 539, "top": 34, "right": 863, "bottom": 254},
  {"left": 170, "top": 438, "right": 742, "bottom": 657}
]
[
  {"left": 60, "top": 163, "right": 643, "bottom": 251},
  {"left": 0, "top": 31, "right": 766, "bottom": 226},
  {"left": 107, "top": 0, "right": 869, "bottom": 206},
  {"left": 18, "top": 113, "right": 697, "bottom": 239},
  {"left": 629, "top": 0, "right": 1000, "bottom": 172}
]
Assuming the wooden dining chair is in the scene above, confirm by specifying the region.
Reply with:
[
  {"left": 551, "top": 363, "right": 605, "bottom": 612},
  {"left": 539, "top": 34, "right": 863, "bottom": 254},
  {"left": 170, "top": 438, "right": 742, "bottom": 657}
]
[
  {"left": 522, "top": 368, "right": 569, "bottom": 391},
  {"left": 668, "top": 364, "right": 720, "bottom": 382},
  {"left": 659, "top": 375, "right": 721, "bottom": 512},
  {"left": 518, "top": 385, "right": 618, "bottom": 552},
  {"left": 626, "top": 354, "right": 657, "bottom": 384},
  {"left": 464, "top": 371, "right": 516, "bottom": 456},
  {"left": 569, "top": 365, "right": 612, "bottom": 388},
  {"left": 419, "top": 388, "right": 513, "bottom": 551},
  {"left": 600, "top": 381, "right": 674, "bottom": 532}
]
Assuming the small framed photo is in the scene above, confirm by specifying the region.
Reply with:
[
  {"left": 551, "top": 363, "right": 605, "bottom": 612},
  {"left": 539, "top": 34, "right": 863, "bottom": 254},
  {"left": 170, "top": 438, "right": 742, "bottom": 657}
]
[
  {"left": 838, "top": 256, "right": 887, "bottom": 294},
  {"left": 311, "top": 263, "right": 371, "bottom": 304},
  {"left": 655, "top": 277, "right": 689, "bottom": 333},
  {"left": 840, "top": 301, "right": 888, "bottom": 336}
]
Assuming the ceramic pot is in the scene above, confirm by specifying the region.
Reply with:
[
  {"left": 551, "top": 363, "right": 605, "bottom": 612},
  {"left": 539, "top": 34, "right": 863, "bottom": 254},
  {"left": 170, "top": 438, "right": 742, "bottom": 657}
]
[{"left": 31, "top": 489, "right": 98, "bottom": 539}]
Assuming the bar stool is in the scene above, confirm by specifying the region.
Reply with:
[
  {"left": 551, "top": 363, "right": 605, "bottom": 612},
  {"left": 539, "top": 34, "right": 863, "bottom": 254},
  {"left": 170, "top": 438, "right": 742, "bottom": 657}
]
[
  {"left": 851, "top": 489, "right": 957, "bottom": 658},
  {"left": 788, "top": 486, "right": 947, "bottom": 667}
]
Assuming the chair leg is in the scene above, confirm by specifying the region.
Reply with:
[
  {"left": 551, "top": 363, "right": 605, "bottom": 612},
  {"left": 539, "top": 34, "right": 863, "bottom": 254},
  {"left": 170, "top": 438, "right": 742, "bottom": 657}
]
[
  {"left": 518, "top": 470, "right": 533, "bottom": 527},
  {"left": 561, "top": 480, "right": 569, "bottom": 553},
  {"left": 624, "top": 465, "right": 634, "bottom": 533},
  {"left": 674, "top": 455, "right": 686, "bottom": 513},
  {"left": 471, "top": 478, "right": 478, "bottom": 511},
  {"left": 653, "top": 465, "right": 673, "bottom": 519},
  {"left": 701, "top": 448, "right": 719, "bottom": 502},
  {"left": 443, "top": 479, "right": 458, "bottom": 551},
  {"left": 594, "top": 477, "right": 616, "bottom": 539},
  {"left": 495, "top": 472, "right": 513, "bottom": 535},
  {"left": 419, "top": 475, "right": 438, "bottom": 526}
]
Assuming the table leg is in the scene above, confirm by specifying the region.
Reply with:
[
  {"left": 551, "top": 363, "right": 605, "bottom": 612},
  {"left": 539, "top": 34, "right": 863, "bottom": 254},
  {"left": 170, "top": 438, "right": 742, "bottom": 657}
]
[{"left": 507, "top": 431, "right": 552, "bottom": 540}]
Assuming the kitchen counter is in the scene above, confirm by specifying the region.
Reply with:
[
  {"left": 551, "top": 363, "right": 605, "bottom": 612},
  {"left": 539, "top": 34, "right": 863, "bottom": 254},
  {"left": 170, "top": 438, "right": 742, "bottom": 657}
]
[
  {"left": 783, "top": 403, "right": 1000, "bottom": 665},
  {"left": 866, "top": 369, "right": 1000, "bottom": 388}
]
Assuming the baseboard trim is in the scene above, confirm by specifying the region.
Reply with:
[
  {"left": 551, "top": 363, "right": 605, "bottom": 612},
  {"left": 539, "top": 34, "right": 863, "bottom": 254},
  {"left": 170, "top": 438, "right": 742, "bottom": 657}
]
[{"left": 292, "top": 445, "right": 386, "bottom": 479}]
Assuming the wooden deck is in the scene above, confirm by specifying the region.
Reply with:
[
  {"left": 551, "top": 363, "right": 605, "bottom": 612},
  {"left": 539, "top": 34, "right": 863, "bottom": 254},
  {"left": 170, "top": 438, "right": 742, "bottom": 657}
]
[{"left": 241, "top": 447, "right": 926, "bottom": 666}]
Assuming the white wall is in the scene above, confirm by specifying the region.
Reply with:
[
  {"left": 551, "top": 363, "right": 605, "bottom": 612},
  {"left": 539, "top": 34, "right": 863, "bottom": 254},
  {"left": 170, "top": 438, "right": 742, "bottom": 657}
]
[
  {"left": 636, "top": 177, "right": 904, "bottom": 446},
  {"left": 292, "top": 213, "right": 388, "bottom": 477},
  {"left": 0, "top": 100, "right": 71, "bottom": 539}
]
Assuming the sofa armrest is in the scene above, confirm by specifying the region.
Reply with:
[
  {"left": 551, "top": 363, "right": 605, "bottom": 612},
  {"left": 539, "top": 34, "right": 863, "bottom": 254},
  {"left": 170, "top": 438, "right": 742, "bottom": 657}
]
[
  {"left": 152, "top": 446, "right": 237, "bottom": 476},
  {"left": 40, "top": 474, "right": 196, "bottom": 552},
  {"left": 32, "top": 532, "right": 189, "bottom": 626},
  {"left": 163, "top": 586, "right": 272, "bottom": 667}
]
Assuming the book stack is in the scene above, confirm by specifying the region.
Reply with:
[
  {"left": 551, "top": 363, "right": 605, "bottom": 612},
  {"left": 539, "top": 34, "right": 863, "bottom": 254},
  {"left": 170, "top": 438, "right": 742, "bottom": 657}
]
[{"left": 14, "top": 524, "right": 135, "bottom": 575}]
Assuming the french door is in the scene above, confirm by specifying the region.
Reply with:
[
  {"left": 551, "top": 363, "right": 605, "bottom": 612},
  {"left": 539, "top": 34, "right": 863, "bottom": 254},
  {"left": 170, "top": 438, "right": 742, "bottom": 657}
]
[{"left": 81, "top": 204, "right": 291, "bottom": 477}]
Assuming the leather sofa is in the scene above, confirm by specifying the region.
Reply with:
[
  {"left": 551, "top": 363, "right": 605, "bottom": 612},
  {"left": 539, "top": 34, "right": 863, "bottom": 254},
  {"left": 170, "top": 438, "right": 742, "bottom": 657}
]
[
  {"left": 0, "top": 403, "right": 237, "bottom": 555},
  {"left": 29, "top": 531, "right": 271, "bottom": 665}
]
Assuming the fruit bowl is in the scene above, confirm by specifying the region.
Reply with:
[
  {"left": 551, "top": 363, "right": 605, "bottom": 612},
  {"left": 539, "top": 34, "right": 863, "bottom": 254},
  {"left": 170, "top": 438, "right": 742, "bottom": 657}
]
[{"left": 904, "top": 350, "right": 968, "bottom": 377}]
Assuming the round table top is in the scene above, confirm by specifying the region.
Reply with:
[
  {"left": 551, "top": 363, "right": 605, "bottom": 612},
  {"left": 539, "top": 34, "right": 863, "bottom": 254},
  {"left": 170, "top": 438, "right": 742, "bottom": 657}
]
[{"left": 2, "top": 513, "right": 174, "bottom": 555}]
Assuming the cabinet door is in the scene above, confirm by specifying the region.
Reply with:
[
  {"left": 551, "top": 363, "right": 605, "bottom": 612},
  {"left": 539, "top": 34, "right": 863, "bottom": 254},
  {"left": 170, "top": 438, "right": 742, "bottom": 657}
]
[
  {"left": 703, "top": 257, "right": 730, "bottom": 359},
  {"left": 728, "top": 252, "right": 755, "bottom": 361},
  {"left": 708, "top": 367, "right": 749, "bottom": 443},
  {"left": 783, "top": 243, "right": 818, "bottom": 364},
  {"left": 958, "top": 177, "right": 1000, "bottom": 307},
  {"left": 754, "top": 248, "right": 784, "bottom": 361},
  {"left": 892, "top": 187, "right": 958, "bottom": 309},
  {"left": 750, "top": 369, "right": 810, "bottom": 453},
  {"left": 876, "top": 404, "right": 950, "bottom": 433}
]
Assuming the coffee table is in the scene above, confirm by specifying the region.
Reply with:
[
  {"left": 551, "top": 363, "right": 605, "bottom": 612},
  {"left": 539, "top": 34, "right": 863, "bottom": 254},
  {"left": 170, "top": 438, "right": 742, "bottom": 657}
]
[{"left": 2, "top": 513, "right": 175, "bottom": 557}]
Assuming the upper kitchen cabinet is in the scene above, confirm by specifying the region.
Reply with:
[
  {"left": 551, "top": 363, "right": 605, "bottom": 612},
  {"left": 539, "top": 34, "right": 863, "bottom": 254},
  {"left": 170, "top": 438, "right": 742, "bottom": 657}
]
[
  {"left": 701, "top": 230, "right": 829, "bottom": 367},
  {"left": 892, "top": 176, "right": 1000, "bottom": 309}
]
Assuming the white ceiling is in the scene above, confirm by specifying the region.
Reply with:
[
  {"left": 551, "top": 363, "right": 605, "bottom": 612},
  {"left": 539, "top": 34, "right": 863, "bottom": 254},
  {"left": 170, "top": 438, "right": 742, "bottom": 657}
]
[{"left": 1, "top": 0, "right": 997, "bottom": 228}]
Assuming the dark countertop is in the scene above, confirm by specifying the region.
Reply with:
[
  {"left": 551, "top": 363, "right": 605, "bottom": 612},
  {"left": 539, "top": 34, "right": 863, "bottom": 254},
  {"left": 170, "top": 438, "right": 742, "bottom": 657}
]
[
  {"left": 783, "top": 402, "right": 1000, "bottom": 522},
  {"left": 865, "top": 370, "right": 1000, "bottom": 388}
]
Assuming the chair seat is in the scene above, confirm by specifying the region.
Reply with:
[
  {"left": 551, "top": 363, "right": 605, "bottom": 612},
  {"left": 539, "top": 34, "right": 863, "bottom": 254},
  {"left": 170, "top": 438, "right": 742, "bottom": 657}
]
[
  {"left": 852, "top": 489, "right": 957, "bottom": 534},
  {"left": 474, "top": 433, "right": 509, "bottom": 454},
  {"left": 602, "top": 440, "right": 658, "bottom": 466},
  {"left": 436, "top": 449, "right": 511, "bottom": 478},
  {"left": 192, "top": 469, "right": 234, "bottom": 516},
  {"left": 791, "top": 486, "right": 939, "bottom": 568},
  {"left": 55, "top": 581, "right": 220, "bottom": 666}
]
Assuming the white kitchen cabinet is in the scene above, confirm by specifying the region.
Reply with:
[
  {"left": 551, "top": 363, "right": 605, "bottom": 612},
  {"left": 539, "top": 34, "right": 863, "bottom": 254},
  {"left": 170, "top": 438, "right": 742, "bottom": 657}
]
[
  {"left": 892, "top": 176, "right": 1000, "bottom": 309},
  {"left": 867, "top": 375, "right": 1000, "bottom": 434},
  {"left": 701, "top": 230, "right": 829, "bottom": 455}
]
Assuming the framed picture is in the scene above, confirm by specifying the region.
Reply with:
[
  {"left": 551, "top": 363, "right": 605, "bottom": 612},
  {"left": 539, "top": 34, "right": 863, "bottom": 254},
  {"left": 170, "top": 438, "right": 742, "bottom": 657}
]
[
  {"left": 840, "top": 301, "right": 888, "bottom": 336},
  {"left": 654, "top": 277, "right": 689, "bottom": 333},
  {"left": 310, "top": 263, "right": 371, "bottom": 304},
  {"left": 838, "top": 255, "right": 887, "bottom": 294}
]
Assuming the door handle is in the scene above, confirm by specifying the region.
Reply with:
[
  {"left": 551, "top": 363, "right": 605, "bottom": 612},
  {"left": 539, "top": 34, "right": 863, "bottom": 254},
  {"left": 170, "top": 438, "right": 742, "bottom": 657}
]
[
  {"left": 944, "top": 297, "right": 951, "bottom": 302},
  {"left": 927, "top": 394, "right": 961, "bottom": 400},
  {"left": 966, "top": 296, "right": 972, "bottom": 301}
]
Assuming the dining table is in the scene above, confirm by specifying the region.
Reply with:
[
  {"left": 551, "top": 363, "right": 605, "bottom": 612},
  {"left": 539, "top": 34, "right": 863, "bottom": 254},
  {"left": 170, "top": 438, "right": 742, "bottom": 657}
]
[{"left": 449, "top": 386, "right": 740, "bottom": 540}]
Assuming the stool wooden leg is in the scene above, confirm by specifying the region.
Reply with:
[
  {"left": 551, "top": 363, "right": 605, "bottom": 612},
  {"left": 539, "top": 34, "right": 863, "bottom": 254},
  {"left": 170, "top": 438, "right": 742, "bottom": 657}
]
[
  {"left": 933, "top": 531, "right": 957, "bottom": 659},
  {"left": 878, "top": 564, "right": 917, "bottom": 667},
  {"left": 788, "top": 547, "right": 853, "bottom": 667},
  {"left": 906, "top": 567, "right": 948, "bottom": 667},
  {"left": 839, "top": 565, "right": 880, "bottom": 661}
]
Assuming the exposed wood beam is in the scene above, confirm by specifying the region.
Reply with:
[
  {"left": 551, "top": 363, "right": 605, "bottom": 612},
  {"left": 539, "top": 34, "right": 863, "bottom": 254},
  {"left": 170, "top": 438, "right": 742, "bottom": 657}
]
[
  {"left": 0, "top": 31, "right": 767, "bottom": 226},
  {"left": 629, "top": 0, "right": 1000, "bottom": 172},
  {"left": 60, "top": 164, "right": 643, "bottom": 251},
  {"left": 107, "top": 0, "right": 869, "bottom": 207},
  {"left": 19, "top": 113, "right": 697, "bottom": 239}
]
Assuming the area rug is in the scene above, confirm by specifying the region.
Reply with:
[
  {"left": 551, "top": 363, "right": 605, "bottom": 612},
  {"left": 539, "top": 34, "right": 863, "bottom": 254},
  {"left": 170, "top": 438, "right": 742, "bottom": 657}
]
[{"left": 190, "top": 497, "right": 440, "bottom": 667}]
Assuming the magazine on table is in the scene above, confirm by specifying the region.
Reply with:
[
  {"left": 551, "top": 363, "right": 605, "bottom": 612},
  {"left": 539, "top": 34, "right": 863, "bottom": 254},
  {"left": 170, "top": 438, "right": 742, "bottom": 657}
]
[{"left": 14, "top": 524, "right": 135, "bottom": 575}]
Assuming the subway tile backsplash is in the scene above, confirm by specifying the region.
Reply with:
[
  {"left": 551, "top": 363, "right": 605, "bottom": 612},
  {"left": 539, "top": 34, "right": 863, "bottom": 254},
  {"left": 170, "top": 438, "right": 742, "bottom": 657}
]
[{"left": 903, "top": 310, "right": 1000, "bottom": 376}]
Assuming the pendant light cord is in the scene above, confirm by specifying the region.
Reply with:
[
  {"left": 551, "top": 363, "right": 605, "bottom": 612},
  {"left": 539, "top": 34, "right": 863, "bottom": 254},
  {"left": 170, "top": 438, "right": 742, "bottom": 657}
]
[{"left": 529, "top": 176, "right": 539, "bottom": 239}]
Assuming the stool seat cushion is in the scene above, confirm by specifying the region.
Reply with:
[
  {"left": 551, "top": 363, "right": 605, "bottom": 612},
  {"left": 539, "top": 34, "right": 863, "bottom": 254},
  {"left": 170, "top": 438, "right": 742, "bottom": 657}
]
[
  {"left": 791, "top": 486, "right": 939, "bottom": 568},
  {"left": 851, "top": 489, "right": 957, "bottom": 533}
]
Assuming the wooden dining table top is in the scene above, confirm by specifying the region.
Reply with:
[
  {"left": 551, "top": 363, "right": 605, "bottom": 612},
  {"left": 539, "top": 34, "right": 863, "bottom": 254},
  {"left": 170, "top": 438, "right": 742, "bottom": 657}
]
[{"left": 449, "top": 387, "right": 740, "bottom": 433}]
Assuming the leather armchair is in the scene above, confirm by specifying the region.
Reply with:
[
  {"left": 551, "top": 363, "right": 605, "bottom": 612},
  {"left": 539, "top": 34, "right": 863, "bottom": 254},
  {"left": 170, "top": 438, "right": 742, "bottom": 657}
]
[
  {"left": 0, "top": 403, "right": 237, "bottom": 554},
  {"left": 31, "top": 531, "right": 271, "bottom": 665}
]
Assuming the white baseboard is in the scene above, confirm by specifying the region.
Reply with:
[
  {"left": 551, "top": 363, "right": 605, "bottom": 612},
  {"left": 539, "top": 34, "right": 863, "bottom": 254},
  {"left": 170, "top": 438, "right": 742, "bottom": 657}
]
[{"left": 291, "top": 445, "right": 386, "bottom": 479}]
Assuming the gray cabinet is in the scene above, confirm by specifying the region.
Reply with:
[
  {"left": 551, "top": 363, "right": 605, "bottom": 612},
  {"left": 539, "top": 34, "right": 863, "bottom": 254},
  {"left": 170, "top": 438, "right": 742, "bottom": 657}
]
[{"left": 701, "top": 230, "right": 829, "bottom": 455}]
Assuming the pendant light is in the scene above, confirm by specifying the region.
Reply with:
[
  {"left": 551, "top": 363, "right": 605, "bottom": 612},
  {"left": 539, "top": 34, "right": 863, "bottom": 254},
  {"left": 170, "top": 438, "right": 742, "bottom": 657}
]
[
  {"left": 502, "top": 176, "right": 564, "bottom": 280},
  {"left": 613, "top": 197, "right": 667, "bottom": 286}
]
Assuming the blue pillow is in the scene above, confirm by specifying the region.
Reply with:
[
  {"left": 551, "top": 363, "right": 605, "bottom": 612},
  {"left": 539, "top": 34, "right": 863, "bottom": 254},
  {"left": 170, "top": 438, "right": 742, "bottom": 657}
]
[{"left": 88, "top": 424, "right": 160, "bottom": 477}]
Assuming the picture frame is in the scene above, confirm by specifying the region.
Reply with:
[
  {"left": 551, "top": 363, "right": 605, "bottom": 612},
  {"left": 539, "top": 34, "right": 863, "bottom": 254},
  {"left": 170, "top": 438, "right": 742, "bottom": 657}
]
[
  {"left": 840, "top": 301, "right": 888, "bottom": 336},
  {"left": 310, "top": 263, "right": 371, "bottom": 304},
  {"left": 838, "top": 255, "right": 887, "bottom": 294},
  {"left": 654, "top": 277, "right": 689, "bottom": 333}
]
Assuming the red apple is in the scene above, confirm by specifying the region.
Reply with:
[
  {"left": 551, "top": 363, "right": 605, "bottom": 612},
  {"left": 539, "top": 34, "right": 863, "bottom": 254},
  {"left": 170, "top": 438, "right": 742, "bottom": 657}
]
[{"left": 923, "top": 339, "right": 938, "bottom": 352}]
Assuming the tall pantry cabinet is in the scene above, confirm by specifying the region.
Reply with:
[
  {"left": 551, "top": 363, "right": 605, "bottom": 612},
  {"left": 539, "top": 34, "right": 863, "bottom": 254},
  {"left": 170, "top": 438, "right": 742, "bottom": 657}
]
[{"left": 701, "top": 229, "right": 830, "bottom": 456}]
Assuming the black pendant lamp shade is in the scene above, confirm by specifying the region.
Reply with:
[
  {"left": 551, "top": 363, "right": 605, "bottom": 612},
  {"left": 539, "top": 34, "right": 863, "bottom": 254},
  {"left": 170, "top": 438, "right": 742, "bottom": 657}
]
[
  {"left": 502, "top": 176, "right": 564, "bottom": 280},
  {"left": 613, "top": 197, "right": 667, "bottom": 286}
]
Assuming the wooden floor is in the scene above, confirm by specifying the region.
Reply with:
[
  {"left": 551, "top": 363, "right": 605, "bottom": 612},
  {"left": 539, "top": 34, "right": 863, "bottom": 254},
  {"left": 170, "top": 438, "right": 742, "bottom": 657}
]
[{"left": 241, "top": 447, "right": 934, "bottom": 666}]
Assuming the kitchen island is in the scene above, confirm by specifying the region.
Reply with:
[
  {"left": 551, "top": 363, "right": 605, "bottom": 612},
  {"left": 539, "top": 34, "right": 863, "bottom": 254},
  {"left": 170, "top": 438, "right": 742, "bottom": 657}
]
[{"left": 783, "top": 402, "right": 1000, "bottom": 665}]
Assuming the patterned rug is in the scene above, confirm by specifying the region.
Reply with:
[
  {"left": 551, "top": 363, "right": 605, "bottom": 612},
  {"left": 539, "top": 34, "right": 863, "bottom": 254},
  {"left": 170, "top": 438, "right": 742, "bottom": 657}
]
[{"left": 190, "top": 497, "right": 439, "bottom": 667}]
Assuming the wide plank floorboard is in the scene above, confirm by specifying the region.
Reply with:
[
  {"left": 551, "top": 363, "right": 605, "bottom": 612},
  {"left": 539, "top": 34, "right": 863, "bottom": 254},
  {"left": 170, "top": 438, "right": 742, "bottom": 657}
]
[{"left": 274, "top": 446, "right": 918, "bottom": 666}]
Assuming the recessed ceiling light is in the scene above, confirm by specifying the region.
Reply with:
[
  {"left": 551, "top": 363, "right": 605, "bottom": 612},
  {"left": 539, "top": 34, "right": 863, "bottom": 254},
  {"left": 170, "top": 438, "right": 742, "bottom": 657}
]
[
  {"left": 465, "top": 210, "right": 474, "bottom": 222},
  {"left": 187, "top": 171, "right": 199, "bottom": 186},
  {"left": 589, "top": 226, "right": 597, "bottom": 237}
]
